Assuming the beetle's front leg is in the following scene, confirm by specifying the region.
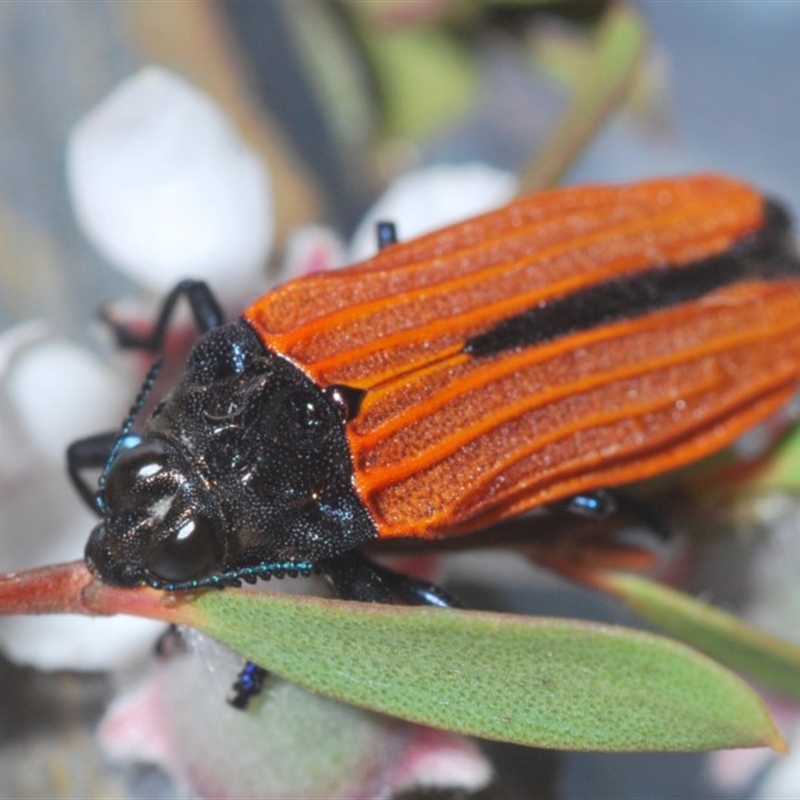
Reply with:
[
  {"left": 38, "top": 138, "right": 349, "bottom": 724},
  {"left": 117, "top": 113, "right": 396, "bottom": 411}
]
[
  {"left": 103, "top": 278, "right": 225, "bottom": 351},
  {"left": 66, "top": 432, "right": 123, "bottom": 512}
]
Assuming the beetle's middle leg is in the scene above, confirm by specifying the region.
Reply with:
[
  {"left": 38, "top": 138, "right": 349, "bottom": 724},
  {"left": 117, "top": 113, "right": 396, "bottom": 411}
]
[{"left": 320, "top": 551, "right": 461, "bottom": 608}]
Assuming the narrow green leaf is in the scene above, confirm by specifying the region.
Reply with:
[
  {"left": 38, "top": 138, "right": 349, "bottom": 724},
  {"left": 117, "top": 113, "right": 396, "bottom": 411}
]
[
  {"left": 521, "top": 5, "right": 647, "bottom": 191},
  {"left": 747, "top": 423, "right": 800, "bottom": 491},
  {"left": 186, "top": 589, "right": 783, "bottom": 753},
  {"left": 0, "top": 562, "right": 784, "bottom": 753},
  {"left": 354, "top": 23, "right": 476, "bottom": 139},
  {"left": 586, "top": 570, "right": 800, "bottom": 704}
]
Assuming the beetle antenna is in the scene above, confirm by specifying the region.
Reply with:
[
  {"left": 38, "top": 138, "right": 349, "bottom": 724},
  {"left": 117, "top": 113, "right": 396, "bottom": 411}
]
[{"left": 96, "top": 356, "right": 164, "bottom": 513}]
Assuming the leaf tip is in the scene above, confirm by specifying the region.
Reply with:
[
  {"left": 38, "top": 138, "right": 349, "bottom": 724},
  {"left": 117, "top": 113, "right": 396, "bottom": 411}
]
[{"left": 769, "top": 728, "right": 790, "bottom": 755}]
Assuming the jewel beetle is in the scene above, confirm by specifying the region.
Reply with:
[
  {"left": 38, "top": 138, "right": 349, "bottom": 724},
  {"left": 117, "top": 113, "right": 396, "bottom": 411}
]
[{"left": 70, "top": 174, "right": 800, "bottom": 608}]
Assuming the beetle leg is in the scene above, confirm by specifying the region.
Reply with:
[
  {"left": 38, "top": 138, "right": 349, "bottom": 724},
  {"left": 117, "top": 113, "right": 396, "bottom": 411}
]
[
  {"left": 563, "top": 489, "right": 671, "bottom": 540},
  {"left": 369, "top": 562, "right": 462, "bottom": 608},
  {"left": 102, "top": 279, "right": 225, "bottom": 351},
  {"left": 226, "top": 554, "right": 457, "bottom": 710},
  {"left": 66, "top": 431, "right": 123, "bottom": 512},
  {"left": 319, "top": 552, "right": 396, "bottom": 603},
  {"left": 562, "top": 489, "right": 618, "bottom": 519},
  {"left": 376, "top": 220, "right": 398, "bottom": 250},
  {"left": 153, "top": 625, "right": 267, "bottom": 712},
  {"left": 154, "top": 623, "right": 187, "bottom": 657},
  {"left": 321, "top": 552, "right": 461, "bottom": 608},
  {"left": 228, "top": 661, "right": 269, "bottom": 710}
]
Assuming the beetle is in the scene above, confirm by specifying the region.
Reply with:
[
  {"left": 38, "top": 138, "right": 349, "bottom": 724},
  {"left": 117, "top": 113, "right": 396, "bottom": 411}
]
[{"left": 69, "top": 174, "right": 800, "bottom": 610}]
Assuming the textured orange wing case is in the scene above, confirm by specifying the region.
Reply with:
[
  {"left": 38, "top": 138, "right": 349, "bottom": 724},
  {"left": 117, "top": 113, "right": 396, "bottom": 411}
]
[{"left": 245, "top": 175, "right": 800, "bottom": 539}]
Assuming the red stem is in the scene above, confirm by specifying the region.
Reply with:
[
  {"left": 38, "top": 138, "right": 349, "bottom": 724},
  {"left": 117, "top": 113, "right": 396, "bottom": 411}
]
[
  {"left": 0, "top": 560, "right": 196, "bottom": 624},
  {"left": 0, "top": 560, "right": 95, "bottom": 615}
]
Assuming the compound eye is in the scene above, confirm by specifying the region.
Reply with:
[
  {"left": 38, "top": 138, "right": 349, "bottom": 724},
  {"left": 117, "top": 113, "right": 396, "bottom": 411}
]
[
  {"left": 104, "top": 439, "right": 170, "bottom": 510},
  {"left": 145, "top": 515, "right": 219, "bottom": 584}
]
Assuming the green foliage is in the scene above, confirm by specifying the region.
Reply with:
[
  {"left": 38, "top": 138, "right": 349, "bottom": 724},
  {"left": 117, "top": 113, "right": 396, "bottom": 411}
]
[
  {"left": 182, "top": 588, "right": 783, "bottom": 752},
  {"left": 521, "top": 4, "right": 647, "bottom": 190},
  {"left": 588, "top": 570, "right": 800, "bottom": 703}
]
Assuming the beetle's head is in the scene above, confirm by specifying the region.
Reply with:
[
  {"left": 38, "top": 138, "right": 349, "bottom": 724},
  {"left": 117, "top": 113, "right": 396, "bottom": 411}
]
[
  {"left": 85, "top": 437, "right": 224, "bottom": 589},
  {"left": 84, "top": 321, "right": 380, "bottom": 590}
]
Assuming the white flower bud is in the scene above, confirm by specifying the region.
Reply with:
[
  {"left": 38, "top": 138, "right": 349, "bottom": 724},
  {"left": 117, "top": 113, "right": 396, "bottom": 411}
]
[
  {"left": 67, "top": 67, "right": 272, "bottom": 298},
  {"left": 349, "top": 163, "right": 517, "bottom": 262}
]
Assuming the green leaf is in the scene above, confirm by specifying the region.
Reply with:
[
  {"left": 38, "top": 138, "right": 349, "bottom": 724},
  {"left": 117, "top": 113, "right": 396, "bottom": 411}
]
[
  {"left": 584, "top": 570, "right": 800, "bottom": 704},
  {"left": 521, "top": 4, "right": 647, "bottom": 191},
  {"left": 746, "top": 423, "right": 800, "bottom": 492},
  {"left": 0, "top": 562, "right": 784, "bottom": 752},
  {"left": 354, "top": 22, "right": 476, "bottom": 139},
  {"left": 186, "top": 589, "right": 782, "bottom": 752}
]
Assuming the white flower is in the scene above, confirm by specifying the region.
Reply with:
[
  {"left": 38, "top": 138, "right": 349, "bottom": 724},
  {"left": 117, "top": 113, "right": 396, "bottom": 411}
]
[
  {"left": 0, "top": 327, "right": 164, "bottom": 670},
  {"left": 349, "top": 162, "right": 517, "bottom": 262},
  {"left": 67, "top": 67, "right": 272, "bottom": 301}
]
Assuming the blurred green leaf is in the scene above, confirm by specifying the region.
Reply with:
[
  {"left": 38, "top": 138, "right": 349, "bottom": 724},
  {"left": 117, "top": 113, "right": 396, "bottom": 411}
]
[
  {"left": 521, "top": 4, "right": 647, "bottom": 191},
  {"left": 185, "top": 589, "right": 782, "bottom": 752},
  {"left": 746, "top": 423, "right": 800, "bottom": 492},
  {"left": 348, "top": 15, "right": 477, "bottom": 139},
  {"left": 580, "top": 570, "right": 800, "bottom": 703}
]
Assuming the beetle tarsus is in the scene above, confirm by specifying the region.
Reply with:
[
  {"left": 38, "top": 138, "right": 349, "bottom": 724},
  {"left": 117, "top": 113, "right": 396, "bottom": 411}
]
[
  {"left": 229, "top": 661, "right": 269, "bottom": 710},
  {"left": 561, "top": 489, "right": 672, "bottom": 541},
  {"left": 376, "top": 220, "right": 398, "bottom": 250},
  {"left": 154, "top": 624, "right": 186, "bottom": 657},
  {"left": 67, "top": 431, "right": 120, "bottom": 511},
  {"left": 562, "top": 489, "right": 618, "bottom": 519}
]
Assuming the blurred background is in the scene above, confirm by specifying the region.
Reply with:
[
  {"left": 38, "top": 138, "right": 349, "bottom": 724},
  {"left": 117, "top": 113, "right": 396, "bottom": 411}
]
[{"left": 1, "top": 2, "right": 800, "bottom": 798}]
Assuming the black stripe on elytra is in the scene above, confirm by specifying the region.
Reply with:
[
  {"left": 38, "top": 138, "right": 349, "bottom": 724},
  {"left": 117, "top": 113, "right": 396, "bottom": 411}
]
[{"left": 464, "top": 200, "right": 799, "bottom": 359}]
